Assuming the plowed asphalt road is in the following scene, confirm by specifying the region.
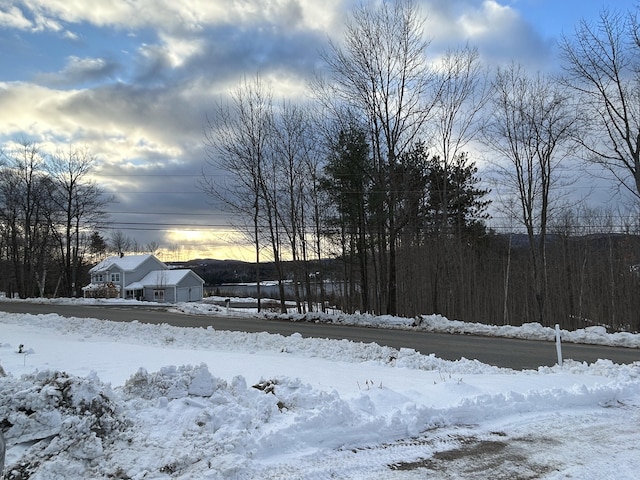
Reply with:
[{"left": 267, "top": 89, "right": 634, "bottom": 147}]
[{"left": 2, "top": 301, "right": 639, "bottom": 370}]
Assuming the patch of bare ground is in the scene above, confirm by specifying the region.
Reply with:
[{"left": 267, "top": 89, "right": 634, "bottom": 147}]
[{"left": 390, "top": 432, "right": 558, "bottom": 479}]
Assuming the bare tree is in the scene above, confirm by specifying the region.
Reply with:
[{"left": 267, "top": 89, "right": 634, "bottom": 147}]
[
  {"left": 484, "top": 63, "right": 577, "bottom": 326},
  {"left": 319, "top": 0, "right": 438, "bottom": 315},
  {"left": 146, "top": 241, "right": 161, "bottom": 256},
  {"left": 47, "top": 145, "right": 111, "bottom": 296},
  {"left": 109, "top": 230, "right": 132, "bottom": 257},
  {"left": 268, "top": 100, "right": 320, "bottom": 312},
  {"left": 302, "top": 113, "right": 330, "bottom": 312},
  {"left": 432, "top": 45, "right": 490, "bottom": 231},
  {"left": 0, "top": 140, "right": 54, "bottom": 298},
  {"left": 560, "top": 7, "right": 640, "bottom": 200},
  {"left": 201, "top": 75, "right": 273, "bottom": 312}
]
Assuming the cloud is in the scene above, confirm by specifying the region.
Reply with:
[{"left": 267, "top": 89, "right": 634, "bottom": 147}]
[
  {"left": 461, "top": 1, "right": 554, "bottom": 67},
  {"left": 0, "top": 2, "right": 78, "bottom": 38},
  {"left": 13, "top": 0, "right": 344, "bottom": 36},
  {"left": 459, "top": 0, "right": 516, "bottom": 37},
  {"left": 0, "top": 82, "right": 75, "bottom": 138},
  {"left": 132, "top": 33, "right": 208, "bottom": 85},
  {"left": 423, "top": 0, "right": 553, "bottom": 67},
  {"left": 157, "top": 33, "right": 205, "bottom": 69},
  {"left": 0, "top": 79, "right": 205, "bottom": 174},
  {"left": 0, "top": 4, "right": 31, "bottom": 29},
  {"left": 35, "top": 56, "right": 121, "bottom": 87},
  {"left": 0, "top": 0, "right": 583, "bottom": 256},
  {"left": 0, "top": 78, "right": 218, "bottom": 250}
]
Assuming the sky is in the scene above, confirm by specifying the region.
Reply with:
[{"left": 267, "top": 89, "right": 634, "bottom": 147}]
[
  {"left": 0, "top": 0, "right": 638, "bottom": 261},
  {"left": 1, "top": 299, "right": 640, "bottom": 477}
]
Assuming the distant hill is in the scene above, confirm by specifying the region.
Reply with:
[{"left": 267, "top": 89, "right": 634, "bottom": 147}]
[{"left": 168, "top": 258, "right": 341, "bottom": 286}]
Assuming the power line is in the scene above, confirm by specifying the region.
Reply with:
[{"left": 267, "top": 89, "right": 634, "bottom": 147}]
[
  {"left": 103, "top": 226, "right": 240, "bottom": 233},
  {"left": 106, "top": 211, "right": 227, "bottom": 216},
  {"left": 92, "top": 173, "right": 227, "bottom": 177},
  {"left": 108, "top": 221, "right": 230, "bottom": 228},
  {"left": 111, "top": 191, "right": 207, "bottom": 194}
]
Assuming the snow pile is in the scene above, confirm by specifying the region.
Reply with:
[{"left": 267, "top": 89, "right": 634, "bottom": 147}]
[
  {"left": 256, "top": 309, "right": 640, "bottom": 348},
  {"left": 6, "top": 295, "right": 640, "bottom": 347},
  {"left": 150, "top": 295, "right": 640, "bottom": 348},
  {"left": 1, "top": 309, "right": 640, "bottom": 478},
  {"left": 0, "top": 370, "right": 123, "bottom": 478}
]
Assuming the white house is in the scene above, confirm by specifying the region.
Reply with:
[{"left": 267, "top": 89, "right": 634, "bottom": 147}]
[{"left": 82, "top": 254, "right": 204, "bottom": 302}]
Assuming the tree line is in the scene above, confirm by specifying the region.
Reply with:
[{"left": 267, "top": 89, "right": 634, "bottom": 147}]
[
  {"left": 2, "top": 1, "right": 640, "bottom": 334},
  {"left": 202, "top": 1, "right": 640, "bottom": 333},
  {"left": 0, "top": 141, "right": 115, "bottom": 298}
]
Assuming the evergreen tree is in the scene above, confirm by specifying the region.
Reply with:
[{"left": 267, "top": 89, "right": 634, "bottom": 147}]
[
  {"left": 89, "top": 232, "right": 107, "bottom": 260},
  {"left": 392, "top": 142, "right": 430, "bottom": 246},
  {"left": 425, "top": 152, "right": 490, "bottom": 238},
  {"left": 321, "top": 124, "right": 372, "bottom": 312}
]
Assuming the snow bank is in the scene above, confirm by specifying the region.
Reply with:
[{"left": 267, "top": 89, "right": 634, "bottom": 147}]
[{"left": 1, "top": 305, "right": 640, "bottom": 478}]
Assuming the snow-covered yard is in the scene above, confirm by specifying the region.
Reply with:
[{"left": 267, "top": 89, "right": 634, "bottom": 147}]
[{"left": 1, "top": 299, "right": 639, "bottom": 479}]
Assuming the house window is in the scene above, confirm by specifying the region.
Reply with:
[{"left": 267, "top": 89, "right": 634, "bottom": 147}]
[
  {"left": 95, "top": 274, "right": 104, "bottom": 282},
  {"left": 153, "top": 290, "right": 165, "bottom": 302},
  {"left": 110, "top": 273, "right": 121, "bottom": 282}
]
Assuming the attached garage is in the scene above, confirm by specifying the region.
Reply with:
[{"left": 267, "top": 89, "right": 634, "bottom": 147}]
[
  {"left": 134, "top": 269, "right": 205, "bottom": 303},
  {"left": 176, "top": 286, "right": 202, "bottom": 302}
]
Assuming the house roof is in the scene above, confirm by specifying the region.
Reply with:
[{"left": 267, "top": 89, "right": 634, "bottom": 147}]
[
  {"left": 126, "top": 269, "right": 204, "bottom": 289},
  {"left": 90, "top": 254, "right": 166, "bottom": 273}
]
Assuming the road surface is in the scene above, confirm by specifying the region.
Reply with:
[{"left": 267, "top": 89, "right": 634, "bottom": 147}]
[{"left": 1, "top": 301, "right": 639, "bottom": 370}]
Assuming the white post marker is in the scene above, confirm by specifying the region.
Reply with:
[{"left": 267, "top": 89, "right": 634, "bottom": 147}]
[{"left": 555, "top": 324, "right": 563, "bottom": 367}]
